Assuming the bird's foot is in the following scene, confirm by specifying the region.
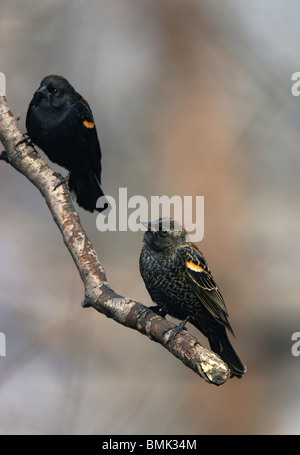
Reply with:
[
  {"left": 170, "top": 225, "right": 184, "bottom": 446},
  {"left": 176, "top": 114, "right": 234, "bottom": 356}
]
[
  {"left": 15, "top": 133, "right": 32, "bottom": 149},
  {"left": 53, "top": 172, "right": 70, "bottom": 191},
  {"left": 136, "top": 307, "right": 153, "bottom": 324},
  {"left": 164, "top": 316, "right": 190, "bottom": 343},
  {"left": 136, "top": 305, "right": 167, "bottom": 324},
  {"left": 1, "top": 133, "right": 35, "bottom": 164}
]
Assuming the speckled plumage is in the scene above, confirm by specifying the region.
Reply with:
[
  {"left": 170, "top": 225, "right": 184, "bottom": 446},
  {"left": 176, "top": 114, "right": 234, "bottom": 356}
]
[{"left": 139, "top": 218, "right": 246, "bottom": 379}]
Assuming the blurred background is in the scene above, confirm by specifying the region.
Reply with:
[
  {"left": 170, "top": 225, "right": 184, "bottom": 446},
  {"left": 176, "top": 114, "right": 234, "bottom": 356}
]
[{"left": 1, "top": 0, "right": 300, "bottom": 435}]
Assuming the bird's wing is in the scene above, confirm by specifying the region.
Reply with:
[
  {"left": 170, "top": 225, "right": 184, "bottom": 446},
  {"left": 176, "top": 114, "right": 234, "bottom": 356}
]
[
  {"left": 75, "top": 97, "right": 102, "bottom": 179},
  {"left": 182, "top": 244, "right": 234, "bottom": 334}
]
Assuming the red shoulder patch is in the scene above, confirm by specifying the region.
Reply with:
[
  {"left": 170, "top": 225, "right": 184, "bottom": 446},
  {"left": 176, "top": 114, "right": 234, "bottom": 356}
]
[
  {"left": 83, "top": 120, "right": 95, "bottom": 129},
  {"left": 186, "top": 261, "right": 205, "bottom": 272}
]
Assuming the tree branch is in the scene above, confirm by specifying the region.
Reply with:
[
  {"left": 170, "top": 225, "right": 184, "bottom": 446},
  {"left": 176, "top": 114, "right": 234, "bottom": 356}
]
[{"left": 0, "top": 94, "right": 229, "bottom": 385}]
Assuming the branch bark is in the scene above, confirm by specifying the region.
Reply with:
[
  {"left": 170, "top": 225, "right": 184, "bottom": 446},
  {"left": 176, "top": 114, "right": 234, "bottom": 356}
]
[{"left": 0, "top": 94, "right": 229, "bottom": 385}]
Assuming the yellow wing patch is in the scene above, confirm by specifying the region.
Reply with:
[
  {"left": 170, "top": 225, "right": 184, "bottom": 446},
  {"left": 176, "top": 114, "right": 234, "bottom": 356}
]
[
  {"left": 83, "top": 120, "right": 95, "bottom": 129},
  {"left": 186, "top": 261, "right": 205, "bottom": 272}
]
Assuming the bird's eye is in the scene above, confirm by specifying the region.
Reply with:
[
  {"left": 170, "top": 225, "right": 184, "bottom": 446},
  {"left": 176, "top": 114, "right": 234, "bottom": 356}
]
[{"left": 47, "top": 84, "right": 58, "bottom": 94}]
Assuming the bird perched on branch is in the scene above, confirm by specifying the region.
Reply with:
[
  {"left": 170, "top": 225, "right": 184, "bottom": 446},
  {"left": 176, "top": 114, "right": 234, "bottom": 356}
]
[
  {"left": 139, "top": 218, "right": 246, "bottom": 379},
  {"left": 26, "top": 75, "right": 108, "bottom": 213}
]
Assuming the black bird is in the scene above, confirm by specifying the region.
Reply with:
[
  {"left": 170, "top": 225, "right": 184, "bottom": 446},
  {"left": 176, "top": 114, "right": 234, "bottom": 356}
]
[
  {"left": 26, "top": 75, "right": 107, "bottom": 212},
  {"left": 139, "top": 218, "right": 246, "bottom": 379}
]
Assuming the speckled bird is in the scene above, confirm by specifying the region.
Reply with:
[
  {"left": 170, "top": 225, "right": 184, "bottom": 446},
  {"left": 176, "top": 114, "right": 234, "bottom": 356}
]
[{"left": 139, "top": 218, "right": 246, "bottom": 379}]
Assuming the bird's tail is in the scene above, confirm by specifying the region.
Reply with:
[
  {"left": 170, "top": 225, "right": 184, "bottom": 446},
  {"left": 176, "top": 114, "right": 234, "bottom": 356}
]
[
  {"left": 208, "top": 327, "right": 246, "bottom": 379},
  {"left": 68, "top": 169, "right": 109, "bottom": 213},
  {"left": 192, "top": 320, "right": 246, "bottom": 379}
]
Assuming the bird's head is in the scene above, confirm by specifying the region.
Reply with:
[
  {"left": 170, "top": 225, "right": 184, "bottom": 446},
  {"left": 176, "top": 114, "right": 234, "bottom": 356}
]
[
  {"left": 141, "top": 217, "right": 188, "bottom": 251},
  {"left": 30, "top": 75, "right": 75, "bottom": 110}
]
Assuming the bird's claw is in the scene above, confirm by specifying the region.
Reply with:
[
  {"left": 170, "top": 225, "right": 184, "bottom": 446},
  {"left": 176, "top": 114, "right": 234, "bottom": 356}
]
[
  {"left": 136, "top": 305, "right": 167, "bottom": 325},
  {"left": 15, "top": 133, "right": 32, "bottom": 149},
  {"left": 163, "top": 317, "right": 190, "bottom": 343},
  {"left": 52, "top": 172, "right": 70, "bottom": 191},
  {"left": 136, "top": 307, "right": 153, "bottom": 324}
]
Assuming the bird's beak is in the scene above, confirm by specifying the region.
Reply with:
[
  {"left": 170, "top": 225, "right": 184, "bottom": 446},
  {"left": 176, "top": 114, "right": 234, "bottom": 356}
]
[
  {"left": 140, "top": 219, "right": 168, "bottom": 231},
  {"left": 31, "top": 85, "right": 49, "bottom": 108},
  {"left": 36, "top": 85, "right": 48, "bottom": 96},
  {"left": 140, "top": 221, "right": 154, "bottom": 245}
]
